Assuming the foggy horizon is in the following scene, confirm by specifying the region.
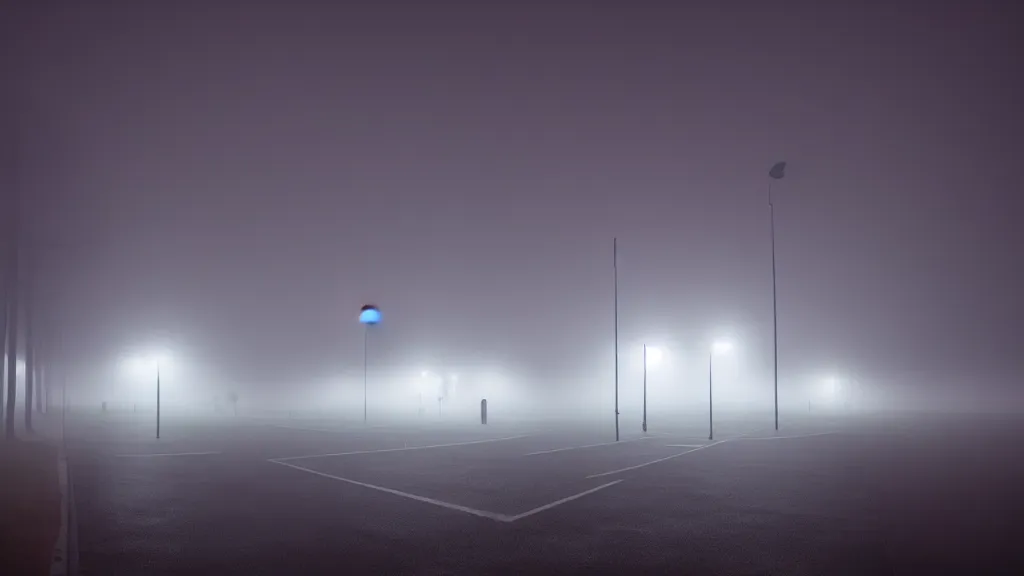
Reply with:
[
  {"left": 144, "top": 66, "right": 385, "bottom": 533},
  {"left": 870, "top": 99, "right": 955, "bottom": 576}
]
[{"left": 4, "top": 1, "right": 1022, "bottom": 413}]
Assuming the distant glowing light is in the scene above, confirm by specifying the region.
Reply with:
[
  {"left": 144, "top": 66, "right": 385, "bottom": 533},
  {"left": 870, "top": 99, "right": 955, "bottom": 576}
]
[
  {"left": 415, "top": 376, "right": 431, "bottom": 395},
  {"left": 418, "top": 370, "right": 441, "bottom": 395},
  {"left": 645, "top": 346, "right": 664, "bottom": 367},
  {"left": 359, "top": 305, "right": 381, "bottom": 325},
  {"left": 122, "top": 352, "right": 173, "bottom": 377},
  {"left": 712, "top": 340, "right": 733, "bottom": 354}
]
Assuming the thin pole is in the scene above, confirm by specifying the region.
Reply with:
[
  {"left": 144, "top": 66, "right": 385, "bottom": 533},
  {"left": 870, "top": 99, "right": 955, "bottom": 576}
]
[
  {"left": 642, "top": 344, "right": 647, "bottom": 433},
  {"left": 4, "top": 247, "right": 19, "bottom": 438},
  {"left": 613, "top": 238, "right": 620, "bottom": 442},
  {"left": 61, "top": 379, "right": 67, "bottom": 448},
  {"left": 3, "top": 184, "right": 19, "bottom": 439},
  {"left": 156, "top": 364, "right": 161, "bottom": 439},
  {"left": 24, "top": 275, "right": 33, "bottom": 432},
  {"left": 0, "top": 267, "right": 7, "bottom": 425},
  {"left": 37, "top": 363, "right": 44, "bottom": 413},
  {"left": 708, "top": 352, "right": 713, "bottom": 440},
  {"left": 363, "top": 326, "right": 368, "bottom": 423},
  {"left": 769, "top": 180, "right": 779, "bottom": 431}
]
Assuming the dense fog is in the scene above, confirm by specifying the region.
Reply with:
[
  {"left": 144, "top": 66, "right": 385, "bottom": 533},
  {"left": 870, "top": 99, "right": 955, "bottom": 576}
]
[{"left": 3, "top": 1, "right": 1021, "bottom": 426}]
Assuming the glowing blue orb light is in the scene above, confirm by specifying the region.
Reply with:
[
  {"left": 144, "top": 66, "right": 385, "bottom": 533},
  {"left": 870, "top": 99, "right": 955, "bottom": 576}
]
[{"left": 359, "top": 304, "right": 381, "bottom": 325}]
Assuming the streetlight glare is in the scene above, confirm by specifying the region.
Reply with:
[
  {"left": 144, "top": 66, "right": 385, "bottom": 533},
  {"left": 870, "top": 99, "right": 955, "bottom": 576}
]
[
  {"left": 119, "top": 349, "right": 174, "bottom": 439},
  {"left": 641, "top": 344, "right": 665, "bottom": 433},
  {"left": 122, "top": 352, "right": 173, "bottom": 376},
  {"left": 419, "top": 370, "right": 442, "bottom": 397},
  {"left": 645, "top": 346, "right": 664, "bottom": 367},
  {"left": 121, "top": 357, "right": 147, "bottom": 375},
  {"left": 707, "top": 338, "right": 734, "bottom": 441}
]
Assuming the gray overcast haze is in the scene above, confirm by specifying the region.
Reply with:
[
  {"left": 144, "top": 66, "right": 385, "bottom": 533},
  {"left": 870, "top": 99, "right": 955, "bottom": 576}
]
[{"left": 4, "top": 0, "right": 1022, "bottom": 411}]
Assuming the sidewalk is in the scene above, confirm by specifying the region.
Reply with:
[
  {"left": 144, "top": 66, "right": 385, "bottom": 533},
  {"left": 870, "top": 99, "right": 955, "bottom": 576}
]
[{"left": 0, "top": 437, "right": 63, "bottom": 576}]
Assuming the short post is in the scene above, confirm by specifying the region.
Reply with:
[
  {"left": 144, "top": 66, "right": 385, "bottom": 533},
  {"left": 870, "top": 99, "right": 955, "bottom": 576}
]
[
  {"left": 480, "top": 399, "right": 487, "bottom": 425},
  {"left": 642, "top": 344, "right": 648, "bottom": 433}
]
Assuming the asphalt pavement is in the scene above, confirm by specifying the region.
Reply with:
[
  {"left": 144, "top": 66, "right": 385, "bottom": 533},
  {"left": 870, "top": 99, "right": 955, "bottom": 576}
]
[{"left": 60, "top": 411, "right": 1024, "bottom": 575}]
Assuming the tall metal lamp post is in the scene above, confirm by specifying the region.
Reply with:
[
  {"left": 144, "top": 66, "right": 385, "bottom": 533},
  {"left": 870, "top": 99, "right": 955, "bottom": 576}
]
[
  {"left": 613, "top": 238, "right": 620, "bottom": 441},
  {"left": 358, "top": 304, "right": 381, "bottom": 423},
  {"left": 768, "top": 161, "right": 786, "bottom": 431},
  {"left": 708, "top": 340, "right": 733, "bottom": 440},
  {"left": 642, "top": 345, "right": 663, "bottom": 433},
  {"left": 123, "top": 352, "right": 171, "bottom": 439}
]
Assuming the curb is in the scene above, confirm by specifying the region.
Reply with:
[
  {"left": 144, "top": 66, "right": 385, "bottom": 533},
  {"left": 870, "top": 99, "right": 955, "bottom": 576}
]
[
  {"left": 50, "top": 449, "right": 69, "bottom": 576},
  {"left": 50, "top": 447, "right": 77, "bottom": 576},
  {"left": 68, "top": 458, "right": 79, "bottom": 576}
]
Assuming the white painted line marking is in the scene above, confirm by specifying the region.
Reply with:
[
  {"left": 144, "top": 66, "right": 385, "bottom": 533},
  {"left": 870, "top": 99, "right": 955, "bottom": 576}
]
[
  {"left": 524, "top": 435, "right": 654, "bottom": 456},
  {"left": 269, "top": 422, "right": 416, "bottom": 434},
  {"left": 269, "top": 459, "right": 511, "bottom": 521},
  {"left": 114, "top": 451, "right": 221, "bottom": 458},
  {"left": 269, "top": 424, "right": 349, "bottom": 434},
  {"left": 643, "top": 431, "right": 751, "bottom": 441},
  {"left": 270, "top": 459, "right": 624, "bottom": 523},
  {"left": 352, "top": 423, "right": 403, "bottom": 430},
  {"left": 506, "top": 480, "right": 623, "bottom": 521},
  {"left": 664, "top": 444, "right": 705, "bottom": 448},
  {"left": 275, "top": 434, "right": 531, "bottom": 462},
  {"left": 735, "top": 431, "right": 839, "bottom": 441},
  {"left": 586, "top": 439, "right": 732, "bottom": 479}
]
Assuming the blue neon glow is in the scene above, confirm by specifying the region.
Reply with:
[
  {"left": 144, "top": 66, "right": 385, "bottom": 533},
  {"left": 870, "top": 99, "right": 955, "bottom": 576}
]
[{"left": 359, "top": 307, "right": 381, "bottom": 324}]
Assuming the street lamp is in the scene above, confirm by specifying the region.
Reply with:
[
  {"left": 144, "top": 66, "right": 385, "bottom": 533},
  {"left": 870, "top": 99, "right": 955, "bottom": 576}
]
[
  {"left": 358, "top": 304, "right": 381, "bottom": 423},
  {"left": 768, "top": 161, "right": 786, "bottom": 431},
  {"left": 708, "top": 340, "right": 733, "bottom": 440},
  {"left": 122, "top": 352, "right": 172, "bottom": 439},
  {"left": 642, "top": 345, "right": 663, "bottom": 433},
  {"left": 613, "top": 237, "right": 620, "bottom": 441}
]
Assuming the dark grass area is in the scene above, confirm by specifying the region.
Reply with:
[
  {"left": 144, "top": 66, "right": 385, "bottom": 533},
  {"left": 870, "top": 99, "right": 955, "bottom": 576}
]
[
  {"left": 0, "top": 439, "right": 62, "bottom": 576},
  {"left": 65, "top": 412, "right": 1024, "bottom": 575}
]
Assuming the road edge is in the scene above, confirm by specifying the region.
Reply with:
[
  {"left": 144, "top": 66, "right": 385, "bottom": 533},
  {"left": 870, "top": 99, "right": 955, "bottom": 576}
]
[
  {"left": 50, "top": 447, "right": 75, "bottom": 576},
  {"left": 68, "top": 455, "right": 79, "bottom": 576}
]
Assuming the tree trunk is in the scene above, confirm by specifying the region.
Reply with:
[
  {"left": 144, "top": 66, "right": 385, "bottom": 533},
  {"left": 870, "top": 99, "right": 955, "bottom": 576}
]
[
  {"left": 23, "top": 271, "right": 32, "bottom": 432},
  {"left": 36, "top": 361, "right": 43, "bottom": 413},
  {"left": 4, "top": 225, "right": 18, "bottom": 439},
  {"left": 1, "top": 269, "right": 7, "bottom": 422}
]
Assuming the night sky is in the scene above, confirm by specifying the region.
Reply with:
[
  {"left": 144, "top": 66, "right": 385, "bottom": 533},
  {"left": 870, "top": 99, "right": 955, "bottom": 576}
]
[{"left": 5, "top": 1, "right": 1022, "bottom": 403}]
